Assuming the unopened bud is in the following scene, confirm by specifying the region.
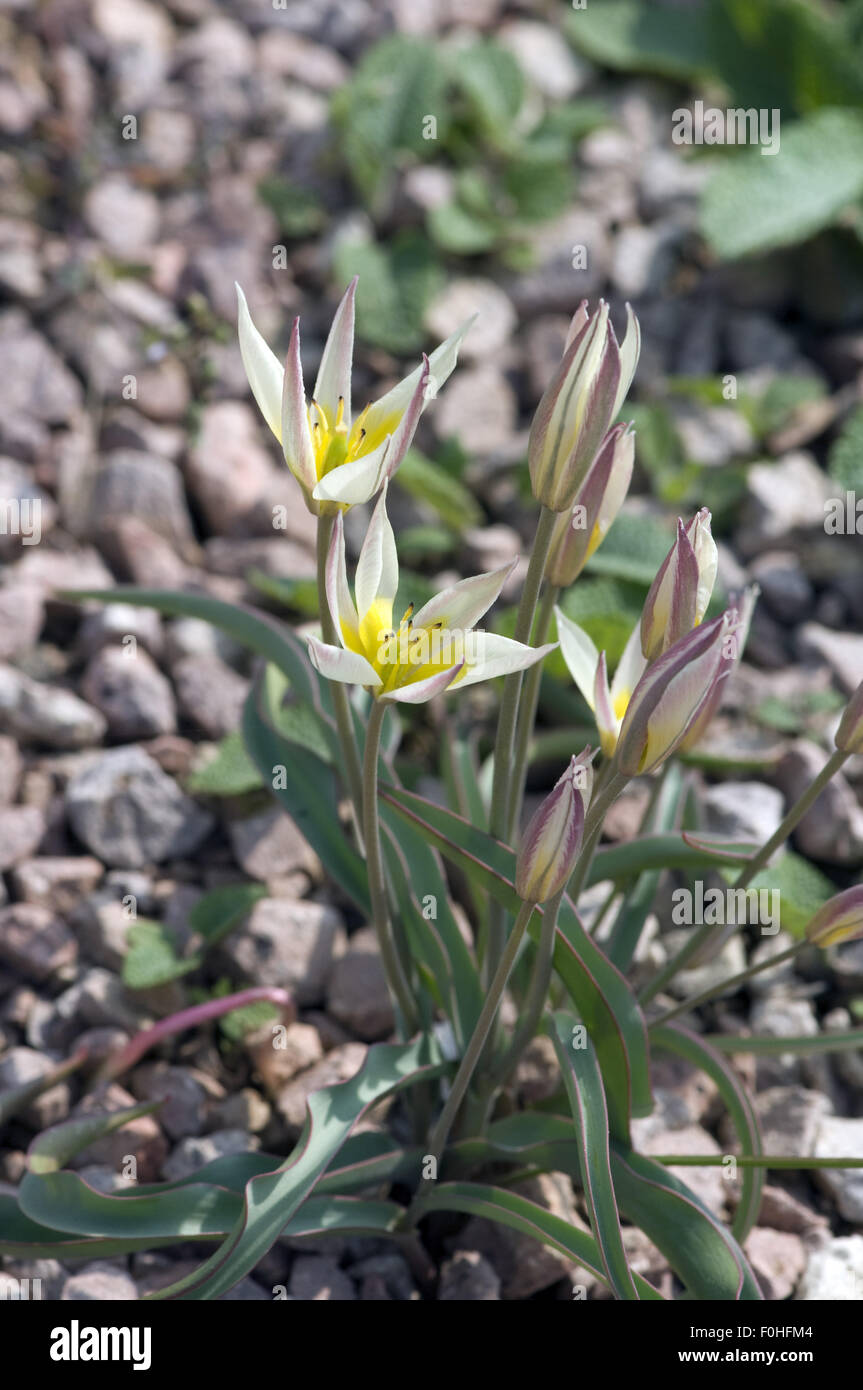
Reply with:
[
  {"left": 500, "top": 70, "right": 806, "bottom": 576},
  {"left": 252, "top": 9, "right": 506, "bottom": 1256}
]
[
  {"left": 835, "top": 680, "right": 863, "bottom": 755},
  {"left": 515, "top": 751, "right": 594, "bottom": 903},
  {"left": 805, "top": 886, "right": 863, "bottom": 948},
  {"left": 640, "top": 508, "right": 717, "bottom": 663},
  {"left": 528, "top": 301, "right": 640, "bottom": 513},
  {"left": 546, "top": 424, "right": 635, "bottom": 587}
]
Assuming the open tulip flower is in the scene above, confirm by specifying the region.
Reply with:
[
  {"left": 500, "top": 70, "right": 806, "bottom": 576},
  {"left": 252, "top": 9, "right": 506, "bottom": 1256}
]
[
  {"left": 555, "top": 609, "right": 647, "bottom": 757},
  {"left": 308, "top": 487, "right": 556, "bottom": 703},
  {"left": 236, "top": 279, "right": 472, "bottom": 514}
]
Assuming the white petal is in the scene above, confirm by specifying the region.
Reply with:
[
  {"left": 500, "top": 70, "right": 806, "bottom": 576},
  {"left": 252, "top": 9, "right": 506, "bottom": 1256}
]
[
  {"left": 313, "top": 278, "right": 356, "bottom": 427},
  {"left": 382, "top": 664, "right": 464, "bottom": 704},
  {"left": 454, "top": 635, "right": 557, "bottom": 690},
  {"left": 281, "top": 317, "right": 316, "bottom": 493},
  {"left": 364, "top": 317, "right": 475, "bottom": 432},
  {"left": 236, "top": 283, "right": 284, "bottom": 441},
  {"left": 555, "top": 607, "right": 599, "bottom": 712},
  {"left": 412, "top": 562, "right": 515, "bottom": 635},
  {"left": 355, "top": 485, "right": 398, "bottom": 619},
  {"left": 312, "top": 436, "right": 391, "bottom": 506},
  {"left": 325, "top": 512, "right": 357, "bottom": 648},
  {"left": 611, "top": 621, "right": 647, "bottom": 705},
  {"left": 307, "top": 635, "right": 381, "bottom": 687},
  {"left": 612, "top": 303, "right": 641, "bottom": 418}
]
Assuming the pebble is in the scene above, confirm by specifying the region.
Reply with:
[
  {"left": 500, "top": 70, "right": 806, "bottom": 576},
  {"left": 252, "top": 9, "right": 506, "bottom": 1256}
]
[
  {"left": 425, "top": 279, "right": 516, "bottom": 361},
  {"left": 83, "top": 177, "right": 160, "bottom": 256},
  {"left": 326, "top": 927, "right": 395, "bottom": 1041},
  {"left": 11, "top": 854, "right": 103, "bottom": 915},
  {"left": 497, "top": 19, "right": 588, "bottom": 100},
  {"left": 754, "top": 1085, "right": 833, "bottom": 1159},
  {"left": 70, "top": 1082, "right": 167, "bottom": 1181},
  {"left": 171, "top": 654, "right": 249, "bottom": 739},
  {"left": 0, "top": 903, "right": 77, "bottom": 981},
  {"left": 222, "top": 898, "right": 345, "bottom": 1006},
  {"left": 0, "top": 804, "right": 45, "bottom": 870},
  {"left": 288, "top": 1255, "right": 356, "bottom": 1301},
  {"left": 438, "top": 1250, "right": 501, "bottom": 1300},
  {"left": 433, "top": 367, "right": 517, "bottom": 454},
  {"left": 813, "top": 1116, "right": 863, "bottom": 1223},
  {"left": 162, "top": 1129, "right": 259, "bottom": 1183},
  {"left": 0, "top": 663, "right": 107, "bottom": 749},
  {"left": 774, "top": 740, "right": 863, "bottom": 865},
  {"left": 82, "top": 646, "right": 177, "bottom": 740},
  {"left": 0, "top": 583, "right": 45, "bottom": 659},
  {"left": 61, "top": 1263, "right": 139, "bottom": 1301},
  {"left": 744, "top": 1228, "right": 806, "bottom": 1301},
  {"left": 65, "top": 745, "right": 214, "bottom": 868},
  {"left": 0, "top": 1046, "right": 71, "bottom": 1128},
  {"left": 276, "top": 1042, "right": 367, "bottom": 1131},
  {"left": 227, "top": 806, "right": 319, "bottom": 885},
  {"left": 700, "top": 780, "right": 784, "bottom": 846},
  {"left": 797, "top": 1236, "right": 863, "bottom": 1300},
  {"left": 185, "top": 401, "right": 281, "bottom": 536},
  {"left": 738, "top": 452, "right": 834, "bottom": 557}
]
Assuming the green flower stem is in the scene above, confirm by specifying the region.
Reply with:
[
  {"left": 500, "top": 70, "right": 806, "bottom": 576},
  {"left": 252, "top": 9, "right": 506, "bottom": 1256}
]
[
  {"left": 485, "top": 505, "right": 558, "bottom": 980},
  {"left": 420, "top": 898, "right": 537, "bottom": 1183},
  {"left": 363, "top": 700, "right": 419, "bottom": 1038},
  {"left": 652, "top": 940, "right": 805, "bottom": 1027},
  {"left": 316, "top": 514, "right": 365, "bottom": 842},
  {"left": 565, "top": 767, "right": 629, "bottom": 904},
  {"left": 489, "top": 887, "right": 565, "bottom": 1093},
  {"left": 732, "top": 747, "right": 849, "bottom": 891},
  {"left": 652, "top": 1155, "right": 863, "bottom": 1170},
  {"left": 639, "top": 746, "right": 850, "bottom": 1006},
  {"left": 506, "top": 582, "right": 560, "bottom": 840}
]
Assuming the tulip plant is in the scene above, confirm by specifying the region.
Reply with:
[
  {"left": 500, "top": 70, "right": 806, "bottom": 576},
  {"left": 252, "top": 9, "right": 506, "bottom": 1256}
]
[{"left": 6, "top": 284, "right": 863, "bottom": 1302}]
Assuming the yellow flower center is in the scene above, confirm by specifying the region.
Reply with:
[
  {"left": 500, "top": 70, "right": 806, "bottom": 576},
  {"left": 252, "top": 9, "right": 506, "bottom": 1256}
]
[
  {"left": 340, "top": 601, "right": 466, "bottom": 696},
  {"left": 309, "top": 399, "right": 402, "bottom": 482}
]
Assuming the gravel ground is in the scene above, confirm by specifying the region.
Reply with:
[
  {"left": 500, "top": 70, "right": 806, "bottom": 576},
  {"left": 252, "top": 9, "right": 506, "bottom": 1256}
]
[{"left": 1, "top": 0, "right": 862, "bottom": 1301}]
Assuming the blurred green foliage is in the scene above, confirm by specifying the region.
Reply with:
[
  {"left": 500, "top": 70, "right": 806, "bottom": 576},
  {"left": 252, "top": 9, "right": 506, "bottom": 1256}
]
[{"left": 567, "top": 0, "right": 863, "bottom": 259}]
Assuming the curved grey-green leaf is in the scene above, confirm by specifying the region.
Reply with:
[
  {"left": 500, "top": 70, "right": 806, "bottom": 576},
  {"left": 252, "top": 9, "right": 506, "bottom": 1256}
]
[
  {"left": 149, "top": 1034, "right": 446, "bottom": 1300},
  {"left": 610, "top": 1145, "right": 763, "bottom": 1301},
  {"left": 549, "top": 1011, "right": 638, "bottom": 1300},
  {"left": 413, "top": 1182, "right": 664, "bottom": 1300},
  {"left": 651, "top": 1022, "right": 764, "bottom": 1242}
]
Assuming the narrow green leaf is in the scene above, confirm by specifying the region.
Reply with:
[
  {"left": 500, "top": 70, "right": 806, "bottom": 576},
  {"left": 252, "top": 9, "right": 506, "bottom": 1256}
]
[
  {"left": 148, "top": 1035, "right": 446, "bottom": 1300},
  {"left": 651, "top": 1023, "right": 764, "bottom": 1243},
  {"left": 381, "top": 785, "right": 652, "bottom": 1138},
  {"left": 27, "top": 1102, "right": 161, "bottom": 1176},
  {"left": 62, "top": 588, "right": 318, "bottom": 707},
  {"left": 413, "top": 1182, "right": 664, "bottom": 1300},
  {"left": 610, "top": 1146, "right": 763, "bottom": 1301},
  {"left": 705, "top": 1028, "right": 863, "bottom": 1056},
  {"left": 241, "top": 671, "right": 370, "bottom": 913},
  {"left": 549, "top": 1011, "right": 639, "bottom": 1300}
]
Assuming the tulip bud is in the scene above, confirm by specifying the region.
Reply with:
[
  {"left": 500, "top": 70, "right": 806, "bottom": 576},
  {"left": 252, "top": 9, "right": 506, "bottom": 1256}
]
[
  {"left": 805, "top": 886, "right": 863, "bottom": 948},
  {"left": 640, "top": 508, "right": 718, "bottom": 663},
  {"left": 546, "top": 424, "right": 635, "bottom": 587},
  {"left": 677, "top": 585, "right": 758, "bottom": 753},
  {"left": 515, "top": 751, "right": 594, "bottom": 903},
  {"left": 528, "top": 301, "right": 640, "bottom": 513},
  {"left": 835, "top": 680, "right": 863, "bottom": 755},
  {"left": 617, "top": 609, "right": 740, "bottom": 776}
]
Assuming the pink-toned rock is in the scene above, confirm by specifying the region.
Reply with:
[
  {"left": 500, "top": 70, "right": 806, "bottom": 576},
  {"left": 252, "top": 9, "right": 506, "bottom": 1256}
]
[{"left": 0, "top": 902, "right": 77, "bottom": 981}]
